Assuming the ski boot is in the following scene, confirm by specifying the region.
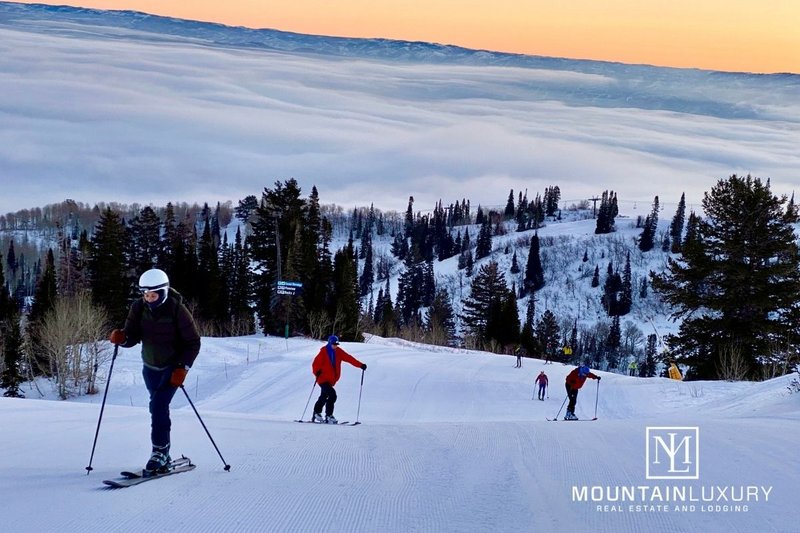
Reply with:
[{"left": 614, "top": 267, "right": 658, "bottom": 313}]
[
  {"left": 312, "top": 412, "right": 324, "bottom": 423},
  {"left": 325, "top": 415, "right": 338, "bottom": 424},
  {"left": 145, "top": 444, "right": 171, "bottom": 474}
]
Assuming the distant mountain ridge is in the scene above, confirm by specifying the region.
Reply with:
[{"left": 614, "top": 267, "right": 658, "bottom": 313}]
[
  {"left": 6, "top": 1, "right": 799, "bottom": 78},
  {"left": 2, "top": 2, "right": 798, "bottom": 122}
]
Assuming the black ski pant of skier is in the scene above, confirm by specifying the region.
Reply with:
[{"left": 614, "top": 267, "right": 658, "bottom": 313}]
[
  {"left": 143, "top": 366, "right": 179, "bottom": 449},
  {"left": 538, "top": 384, "right": 547, "bottom": 400},
  {"left": 565, "top": 384, "right": 579, "bottom": 414},
  {"left": 314, "top": 382, "right": 337, "bottom": 416}
]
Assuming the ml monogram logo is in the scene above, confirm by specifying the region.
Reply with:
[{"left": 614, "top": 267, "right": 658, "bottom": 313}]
[{"left": 645, "top": 427, "right": 699, "bottom": 480}]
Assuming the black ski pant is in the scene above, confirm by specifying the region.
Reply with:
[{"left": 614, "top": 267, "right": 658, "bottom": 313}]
[
  {"left": 314, "top": 382, "right": 337, "bottom": 416},
  {"left": 538, "top": 383, "right": 547, "bottom": 400},
  {"left": 143, "top": 365, "right": 178, "bottom": 449},
  {"left": 565, "top": 384, "right": 579, "bottom": 414}
]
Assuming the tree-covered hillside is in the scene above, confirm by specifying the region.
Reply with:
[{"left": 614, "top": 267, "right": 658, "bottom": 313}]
[{"left": 1, "top": 175, "right": 798, "bottom": 399}]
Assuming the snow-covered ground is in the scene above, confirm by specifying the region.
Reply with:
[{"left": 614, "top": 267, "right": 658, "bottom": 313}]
[{"left": 1, "top": 334, "right": 797, "bottom": 532}]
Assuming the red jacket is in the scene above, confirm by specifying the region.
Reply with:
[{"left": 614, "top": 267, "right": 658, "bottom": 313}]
[
  {"left": 535, "top": 373, "right": 548, "bottom": 386},
  {"left": 565, "top": 367, "right": 598, "bottom": 390},
  {"left": 312, "top": 344, "right": 363, "bottom": 386}
]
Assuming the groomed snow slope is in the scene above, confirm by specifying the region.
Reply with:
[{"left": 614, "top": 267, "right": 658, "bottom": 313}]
[{"left": 1, "top": 335, "right": 797, "bottom": 533}]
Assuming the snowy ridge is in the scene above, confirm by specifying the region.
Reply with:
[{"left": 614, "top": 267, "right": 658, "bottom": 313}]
[{"left": 1, "top": 334, "right": 797, "bottom": 532}]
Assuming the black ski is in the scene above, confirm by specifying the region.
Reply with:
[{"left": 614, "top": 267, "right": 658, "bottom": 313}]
[
  {"left": 294, "top": 419, "right": 350, "bottom": 425},
  {"left": 546, "top": 417, "right": 598, "bottom": 421},
  {"left": 103, "top": 456, "right": 195, "bottom": 488}
]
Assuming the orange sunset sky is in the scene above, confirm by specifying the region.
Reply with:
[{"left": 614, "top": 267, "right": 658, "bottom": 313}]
[{"left": 12, "top": 0, "right": 800, "bottom": 73}]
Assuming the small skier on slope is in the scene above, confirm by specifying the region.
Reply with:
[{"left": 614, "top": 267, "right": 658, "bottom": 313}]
[
  {"left": 311, "top": 335, "right": 366, "bottom": 424},
  {"left": 563, "top": 363, "right": 600, "bottom": 420},
  {"left": 534, "top": 371, "right": 548, "bottom": 401}
]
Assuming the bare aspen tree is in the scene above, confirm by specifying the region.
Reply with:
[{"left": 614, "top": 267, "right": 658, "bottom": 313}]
[{"left": 38, "top": 293, "right": 110, "bottom": 399}]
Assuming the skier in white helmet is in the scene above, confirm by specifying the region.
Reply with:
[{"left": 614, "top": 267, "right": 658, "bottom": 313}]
[{"left": 109, "top": 268, "right": 201, "bottom": 473}]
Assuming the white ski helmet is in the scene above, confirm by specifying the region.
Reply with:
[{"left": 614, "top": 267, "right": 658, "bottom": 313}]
[{"left": 138, "top": 268, "right": 169, "bottom": 292}]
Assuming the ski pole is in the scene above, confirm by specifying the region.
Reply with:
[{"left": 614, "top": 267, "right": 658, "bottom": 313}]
[
  {"left": 352, "top": 368, "right": 365, "bottom": 426},
  {"left": 299, "top": 379, "right": 317, "bottom": 422},
  {"left": 553, "top": 394, "right": 568, "bottom": 420},
  {"left": 181, "top": 386, "right": 231, "bottom": 471},
  {"left": 86, "top": 344, "right": 119, "bottom": 474},
  {"left": 594, "top": 379, "right": 600, "bottom": 419}
]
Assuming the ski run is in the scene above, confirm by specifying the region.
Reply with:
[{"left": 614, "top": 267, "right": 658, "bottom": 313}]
[{"left": 1, "top": 334, "right": 797, "bottom": 533}]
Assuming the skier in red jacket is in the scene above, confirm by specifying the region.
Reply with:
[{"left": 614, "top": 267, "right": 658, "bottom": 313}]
[
  {"left": 311, "top": 335, "right": 366, "bottom": 424},
  {"left": 564, "top": 363, "right": 600, "bottom": 420},
  {"left": 534, "top": 371, "right": 549, "bottom": 401}
]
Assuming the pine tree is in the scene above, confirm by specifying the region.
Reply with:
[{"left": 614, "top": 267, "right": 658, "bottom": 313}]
[
  {"left": 404, "top": 196, "right": 415, "bottom": 239},
  {"left": 595, "top": 190, "right": 618, "bottom": 234},
  {"left": 129, "top": 206, "right": 162, "bottom": 274},
  {"left": 606, "top": 316, "right": 622, "bottom": 369},
  {"left": 669, "top": 192, "right": 686, "bottom": 253},
  {"left": 426, "top": 288, "right": 457, "bottom": 346},
  {"left": 1, "top": 313, "right": 24, "bottom": 397},
  {"left": 465, "top": 250, "right": 474, "bottom": 277},
  {"left": 475, "top": 206, "right": 485, "bottom": 226},
  {"left": 395, "top": 249, "right": 417, "bottom": 324},
  {"left": 6, "top": 240, "right": 17, "bottom": 278},
  {"left": 376, "top": 278, "right": 398, "bottom": 337},
  {"left": 486, "top": 285, "right": 520, "bottom": 349},
  {"left": 197, "top": 219, "right": 225, "bottom": 330},
  {"left": 504, "top": 189, "right": 515, "bottom": 219},
  {"left": 642, "top": 334, "right": 658, "bottom": 377},
  {"left": 618, "top": 252, "right": 633, "bottom": 315},
  {"left": 249, "top": 180, "right": 306, "bottom": 335},
  {"left": 510, "top": 250, "right": 520, "bottom": 274},
  {"left": 27, "top": 249, "right": 58, "bottom": 376},
  {"left": 359, "top": 235, "right": 374, "bottom": 297},
  {"left": 524, "top": 233, "right": 545, "bottom": 294},
  {"left": 300, "top": 186, "right": 329, "bottom": 327},
  {"left": 545, "top": 186, "right": 561, "bottom": 217},
  {"left": 228, "top": 227, "right": 254, "bottom": 335},
  {"left": 461, "top": 261, "right": 508, "bottom": 347},
  {"left": 88, "top": 208, "right": 130, "bottom": 326},
  {"left": 0, "top": 257, "right": 23, "bottom": 396},
  {"left": 535, "top": 310, "right": 560, "bottom": 361},
  {"left": 638, "top": 196, "right": 659, "bottom": 252},
  {"left": 234, "top": 195, "right": 259, "bottom": 225},
  {"left": 519, "top": 296, "right": 539, "bottom": 356},
  {"left": 591, "top": 265, "right": 600, "bottom": 288},
  {"left": 475, "top": 219, "right": 492, "bottom": 260},
  {"left": 331, "top": 245, "right": 362, "bottom": 342},
  {"left": 652, "top": 175, "right": 800, "bottom": 379},
  {"left": 601, "top": 261, "right": 622, "bottom": 316}
]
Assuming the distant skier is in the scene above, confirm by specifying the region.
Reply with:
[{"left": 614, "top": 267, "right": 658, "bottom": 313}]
[
  {"left": 563, "top": 363, "right": 600, "bottom": 420},
  {"left": 628, "top": 360, "right": 638, "bottom": 376},
  {"left": 514, "top": 345, "right": 523, "bottom": 368},
  {"left": 534, "top": 371, "right": 548, "bottom": 401},
  {"left": 311, "top": 335, "right": 366, "bottom": 424},
  {"left": 108, "top": 268, "right": 201, "bottom": 473}
]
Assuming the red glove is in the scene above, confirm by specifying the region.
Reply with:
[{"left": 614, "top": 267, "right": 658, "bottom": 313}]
[
  {"left": 170, "top": 366, "right": 188, "bottom": 387},
  {"left": 109, "top": 329, "right": 125, "bottom": 345}
]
